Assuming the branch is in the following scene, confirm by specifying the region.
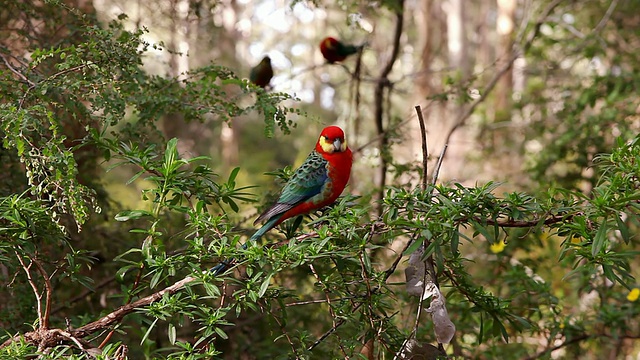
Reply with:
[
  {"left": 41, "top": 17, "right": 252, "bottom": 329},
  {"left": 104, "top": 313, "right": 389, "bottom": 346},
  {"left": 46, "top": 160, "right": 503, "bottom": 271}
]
[
  {"left": 71, "top": 275, "right": 195, "bottom": 338},
  {"left": 593, "top": 0, "right": 619, "bottom": 35},
  {"left": 0, "top": 54, "right": 35, "bottom": 87},
  {"left": 476, "top": 214, "right": 569, "bottom": 228},
  {"left": 415, "top": 106, "right": 428, "bottom": 191},
  {"left": 0, "top": 275, "right": 196, "bottom": 350},
  {"left": 32, "top": 257, "right": 52, "bottom": 329},
  {"left": 14, "top": 252, "right": 44, "bottom": 330},
  {"left": 373, "top": 0, "right": 405, "bottom": 210},
  {"left": 522, "top": 334, "right": 590, "bottom": 360},
  {"left": 440, "top": 0, "right": 565, "bottom": 155}
]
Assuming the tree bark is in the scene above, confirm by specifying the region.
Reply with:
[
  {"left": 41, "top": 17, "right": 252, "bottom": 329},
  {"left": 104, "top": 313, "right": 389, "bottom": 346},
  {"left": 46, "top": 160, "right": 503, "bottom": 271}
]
[{"left": 494, "top": 0, "right": 516, "bottom": 120}]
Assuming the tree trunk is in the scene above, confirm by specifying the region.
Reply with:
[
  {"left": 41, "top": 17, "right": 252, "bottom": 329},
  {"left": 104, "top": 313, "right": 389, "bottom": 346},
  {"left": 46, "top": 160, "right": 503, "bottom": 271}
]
[{"left": 494, "top": 0, "right": 516, "bottom": 121}]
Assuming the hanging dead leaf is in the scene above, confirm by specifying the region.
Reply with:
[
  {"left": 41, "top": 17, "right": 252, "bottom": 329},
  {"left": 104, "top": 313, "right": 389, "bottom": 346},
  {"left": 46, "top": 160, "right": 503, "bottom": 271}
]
[
  {"left": 405, "top": 247, "right": 428, "bottom": 297},
  {"left": 426, "top": 288, "right": 455, "bottom": 344}
]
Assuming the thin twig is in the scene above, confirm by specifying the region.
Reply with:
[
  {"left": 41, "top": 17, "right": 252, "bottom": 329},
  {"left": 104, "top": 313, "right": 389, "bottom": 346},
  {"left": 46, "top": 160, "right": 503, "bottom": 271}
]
[
  {"left": 31, "top": 257, "right": 52, "bottom": 329},
  {"left": 373, "top": 0, "right": 405, "bottom": 213},
  {"left": 307, "top": 303, "right": 363, "bottom": 352},
  {"left": 309, "top": 264, "right": 350, "bottom": 358},
  {"left": 522, "top": 334, "right": 590, "bottom": 360},
  {"left": 71, "top": 276, "right": 195, "bottom": 339},
  {"left": 439, "top": 0, "right": 564, "bottom": 162},
  {"left": 415, "top": 106, "right": 429, "bottom": 191},
  {"left": 98, "top": 260, "right": 146, "bottom": 349},
  {"left": 0, "top": 54, "right": 35, "bottom": 87},
  {"left": 51, "top": 276, "right": 117, "bottom": 314},
  {"left": 15, "top": 252, "right": 43, "bottom": 329},
  {"left": 285, "top": 297, "right": 351, "bottom": 307},
  {"left": 594, "top": 0, "right": 619, "bottom": 34},
  {"left": 431, "top": 144, "right": 448, "bottom": 186},
  {"left": 269, "top": 306, "right": 302, "bottom": 359},
  {"left": 308, "top": 228, "right": 407, "bottom": 351}
]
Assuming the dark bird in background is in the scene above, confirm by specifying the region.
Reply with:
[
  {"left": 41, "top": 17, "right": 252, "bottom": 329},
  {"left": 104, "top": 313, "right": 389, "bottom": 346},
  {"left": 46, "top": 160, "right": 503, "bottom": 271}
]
[
  {"left": 319, "top": 37, "right": 364, "bottom": 63},
  {"left": 249, "top": 56, "right": 274, "bottom": 88}
]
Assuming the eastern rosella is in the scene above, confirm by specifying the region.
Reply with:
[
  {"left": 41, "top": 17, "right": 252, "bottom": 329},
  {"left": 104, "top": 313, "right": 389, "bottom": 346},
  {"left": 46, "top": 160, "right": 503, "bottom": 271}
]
[
  {"left": 249, "top": 56, "right": 274, "bottom": 88},
  {"left": 319, "top": 37, "right": 363, "bottom": 63},
  {"left": 212, "top": 126, "right": 353, "bottom": 275}
]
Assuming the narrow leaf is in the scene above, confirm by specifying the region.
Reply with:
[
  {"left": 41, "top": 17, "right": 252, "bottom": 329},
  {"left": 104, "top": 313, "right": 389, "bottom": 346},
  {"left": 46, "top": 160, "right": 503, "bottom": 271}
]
[
  {"left": 615, "top": 214, "right": 630, "bottom": 244},
  {"left": 168, "top": 323, "right": 177, "bottom": 345},
  {"left": 115, "top": 210, "right": 153, "bottom": 222},
  {"left": 592, "top": 217, "right": 608, "bottom": 257},
  {"left": 258, "top": 273, "right": 272, "bottom": 298},
  {"left": 140, "top": 318, "right": 159, "bottom": 345}
]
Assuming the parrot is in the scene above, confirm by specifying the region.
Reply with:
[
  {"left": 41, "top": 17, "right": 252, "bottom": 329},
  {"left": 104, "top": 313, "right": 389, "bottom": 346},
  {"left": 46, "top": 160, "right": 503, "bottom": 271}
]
[
  {"left": 249, "top": 56, "right": 274, "bottom": 88},
  {"left": 319, "top": 37, "right": 363, "bottom": 63},
  {"left": 212, "top": 126, "right": 353, "bottom": 275}
]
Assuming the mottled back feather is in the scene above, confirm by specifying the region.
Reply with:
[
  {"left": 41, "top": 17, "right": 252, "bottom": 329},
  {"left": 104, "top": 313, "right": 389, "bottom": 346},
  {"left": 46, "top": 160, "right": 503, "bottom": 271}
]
[{"left": 254, "top": 150, "right": 328, "bottom": 225}]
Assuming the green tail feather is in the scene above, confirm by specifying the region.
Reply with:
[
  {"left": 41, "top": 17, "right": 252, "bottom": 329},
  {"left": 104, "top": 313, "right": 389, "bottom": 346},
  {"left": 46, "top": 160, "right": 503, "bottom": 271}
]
[{"left": 249, "top": 216, "right": 281, "bottom": 242}]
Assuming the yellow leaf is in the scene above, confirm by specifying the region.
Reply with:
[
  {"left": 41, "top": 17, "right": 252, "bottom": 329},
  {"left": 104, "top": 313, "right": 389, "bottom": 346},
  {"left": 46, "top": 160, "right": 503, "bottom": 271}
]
[{"left": 627, "top": 288, "right": 640, "bottom": 302}]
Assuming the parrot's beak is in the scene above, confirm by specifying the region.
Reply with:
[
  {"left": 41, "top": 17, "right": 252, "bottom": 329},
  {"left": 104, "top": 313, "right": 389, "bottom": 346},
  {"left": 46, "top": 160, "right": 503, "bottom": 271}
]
[{"left": 333, "top": 138, "right": 344, "bottom": 152}]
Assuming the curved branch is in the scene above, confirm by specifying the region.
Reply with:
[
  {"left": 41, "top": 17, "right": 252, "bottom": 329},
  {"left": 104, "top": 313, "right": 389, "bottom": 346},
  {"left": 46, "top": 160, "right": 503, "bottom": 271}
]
[
  {"left": 71, "top": 275, "right": 195, "bottom": 338},
  {"left": 440, "top": 0, "right": 565, "bottom": 154},
  {"left": 0, "top": 275, "right": 196, "bottom": 349},
  {"left": 374, "top": 0, "right": 405, "bottom": 213}
]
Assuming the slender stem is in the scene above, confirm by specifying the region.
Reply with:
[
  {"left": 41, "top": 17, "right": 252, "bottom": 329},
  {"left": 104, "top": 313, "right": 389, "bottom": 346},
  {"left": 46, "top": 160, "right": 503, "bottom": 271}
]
[
  {"left": 415, "top": 106, "right": 429, "bottom": 191},
  {"left": 31, "top": 257, "right": 52, "bottom": 329},
  {"left": 15, "top": 252, "right": 43, "bottom": 329}
]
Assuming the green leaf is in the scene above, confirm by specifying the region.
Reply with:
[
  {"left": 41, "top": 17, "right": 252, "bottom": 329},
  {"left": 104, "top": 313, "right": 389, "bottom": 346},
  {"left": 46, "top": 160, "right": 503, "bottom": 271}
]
[
  {"left": 114, "top": 210, "right": 153, "bottom": 221},
  {"left": 258, "top": 273, "right": 272, "bottom": 298},
  {"left": 214, "top": 327, "right": 228, "bottom": 339},
  {"left": 450, "top": 231, "right": 460, "bottom": 254},
  {"left": 403, "top": 238, "right": 424, "bottom": 256},
  {"left": 126, "top": 170, "right": 145, "bottom": 185},
  {"left": 140, "top": 318, "right": 159, "bottom": 345},
  {"left": 228, "top": 167, "right": 240, "bottom": 185},
  {"left": 592, "top": 217, "right": 608, "bottom": 257},
  {"left": 163, "top": 138, "right": 179, "bottom": 175},
  {"left": 168, "top": 323, "right": 177, "bottom": 345},
  {"left": 470, "top": 220, "right": 494, "bottom": 243},
  {"left": 615, "top": 214, "right": 630, "bottom": 244}
]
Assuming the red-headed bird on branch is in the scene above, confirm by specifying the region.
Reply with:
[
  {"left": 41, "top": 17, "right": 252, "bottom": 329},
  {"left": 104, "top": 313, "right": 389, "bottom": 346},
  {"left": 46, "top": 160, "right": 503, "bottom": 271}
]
[
  {"left": 212, "top": 126, "right": 353, "bottom": 275},
  {"left": 249, "top": 56, "right": 274, "bottom": 88},
  {"left": 319, "top": 37, "right": 364, "bottom": 63}
]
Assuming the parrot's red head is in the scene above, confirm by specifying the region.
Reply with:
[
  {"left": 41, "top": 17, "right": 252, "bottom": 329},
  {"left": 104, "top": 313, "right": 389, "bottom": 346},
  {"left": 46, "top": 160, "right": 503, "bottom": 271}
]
[
  {"left": 321, "top": 37, "right": 339, "bottom": 50},
  {"left": 316, "top": 126, "right": 349, "bottom": 154}
]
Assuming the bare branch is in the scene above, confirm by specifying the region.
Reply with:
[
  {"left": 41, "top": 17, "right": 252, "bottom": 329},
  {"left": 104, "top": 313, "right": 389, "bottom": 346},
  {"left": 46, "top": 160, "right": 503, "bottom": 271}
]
[
  {"left": 309, "top": 264, "right": 349, "bottom": 358},
  {"left": 522, "top": 334, "right": 590, "bottom": 360},
  {"left": 15, "top": 252, "right": 43, "bottom": 329},
  {"left": 31, "top": 257, "right": 52, "bottom": 329},
  {"left": 440, "top": 0, "right": 565, "bottom": 159},
  {"left": 480, "top": 214, "right": 569, "bottom": 228},
  {"left": 431, "top": 144, "right": 448, "bottom": 187},
  {"left": 415, "top": 106, "right": 428, "bottom": 191},
  {"left": 373, "top": 0, "right": 405, "bottom": 212},
  {"left": 0, "top": 54, "right": 35, "bottom": 87},
  {"left": 71, "top": 275, "right": 195, "bottom": 339},
  {"left": 594, "top": 0, "right": 619, "bottom": 34}
]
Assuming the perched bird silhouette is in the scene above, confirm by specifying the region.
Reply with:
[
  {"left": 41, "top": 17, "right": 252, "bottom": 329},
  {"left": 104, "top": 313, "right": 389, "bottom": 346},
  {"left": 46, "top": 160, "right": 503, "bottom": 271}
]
[
  {"left": 249, "top": 56, "right": 274, "bottom": 88},
  {"left": 319, "top": 37, "right": 363, "bottom": 63},
  {"left": 212, "top": 126, "right": 353, "bottom": 275}
]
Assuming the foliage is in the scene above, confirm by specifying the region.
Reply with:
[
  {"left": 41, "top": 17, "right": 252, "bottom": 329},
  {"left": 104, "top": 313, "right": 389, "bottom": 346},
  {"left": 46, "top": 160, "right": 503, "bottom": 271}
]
[{"left": 1, "top": 1, "right": 640, "bottom": 360}]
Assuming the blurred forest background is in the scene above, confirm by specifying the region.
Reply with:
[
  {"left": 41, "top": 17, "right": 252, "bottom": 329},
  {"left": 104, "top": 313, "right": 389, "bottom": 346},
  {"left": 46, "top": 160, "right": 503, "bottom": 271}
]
[{"left": 1, "top": 0, "right": 639, "bottom": 359}]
